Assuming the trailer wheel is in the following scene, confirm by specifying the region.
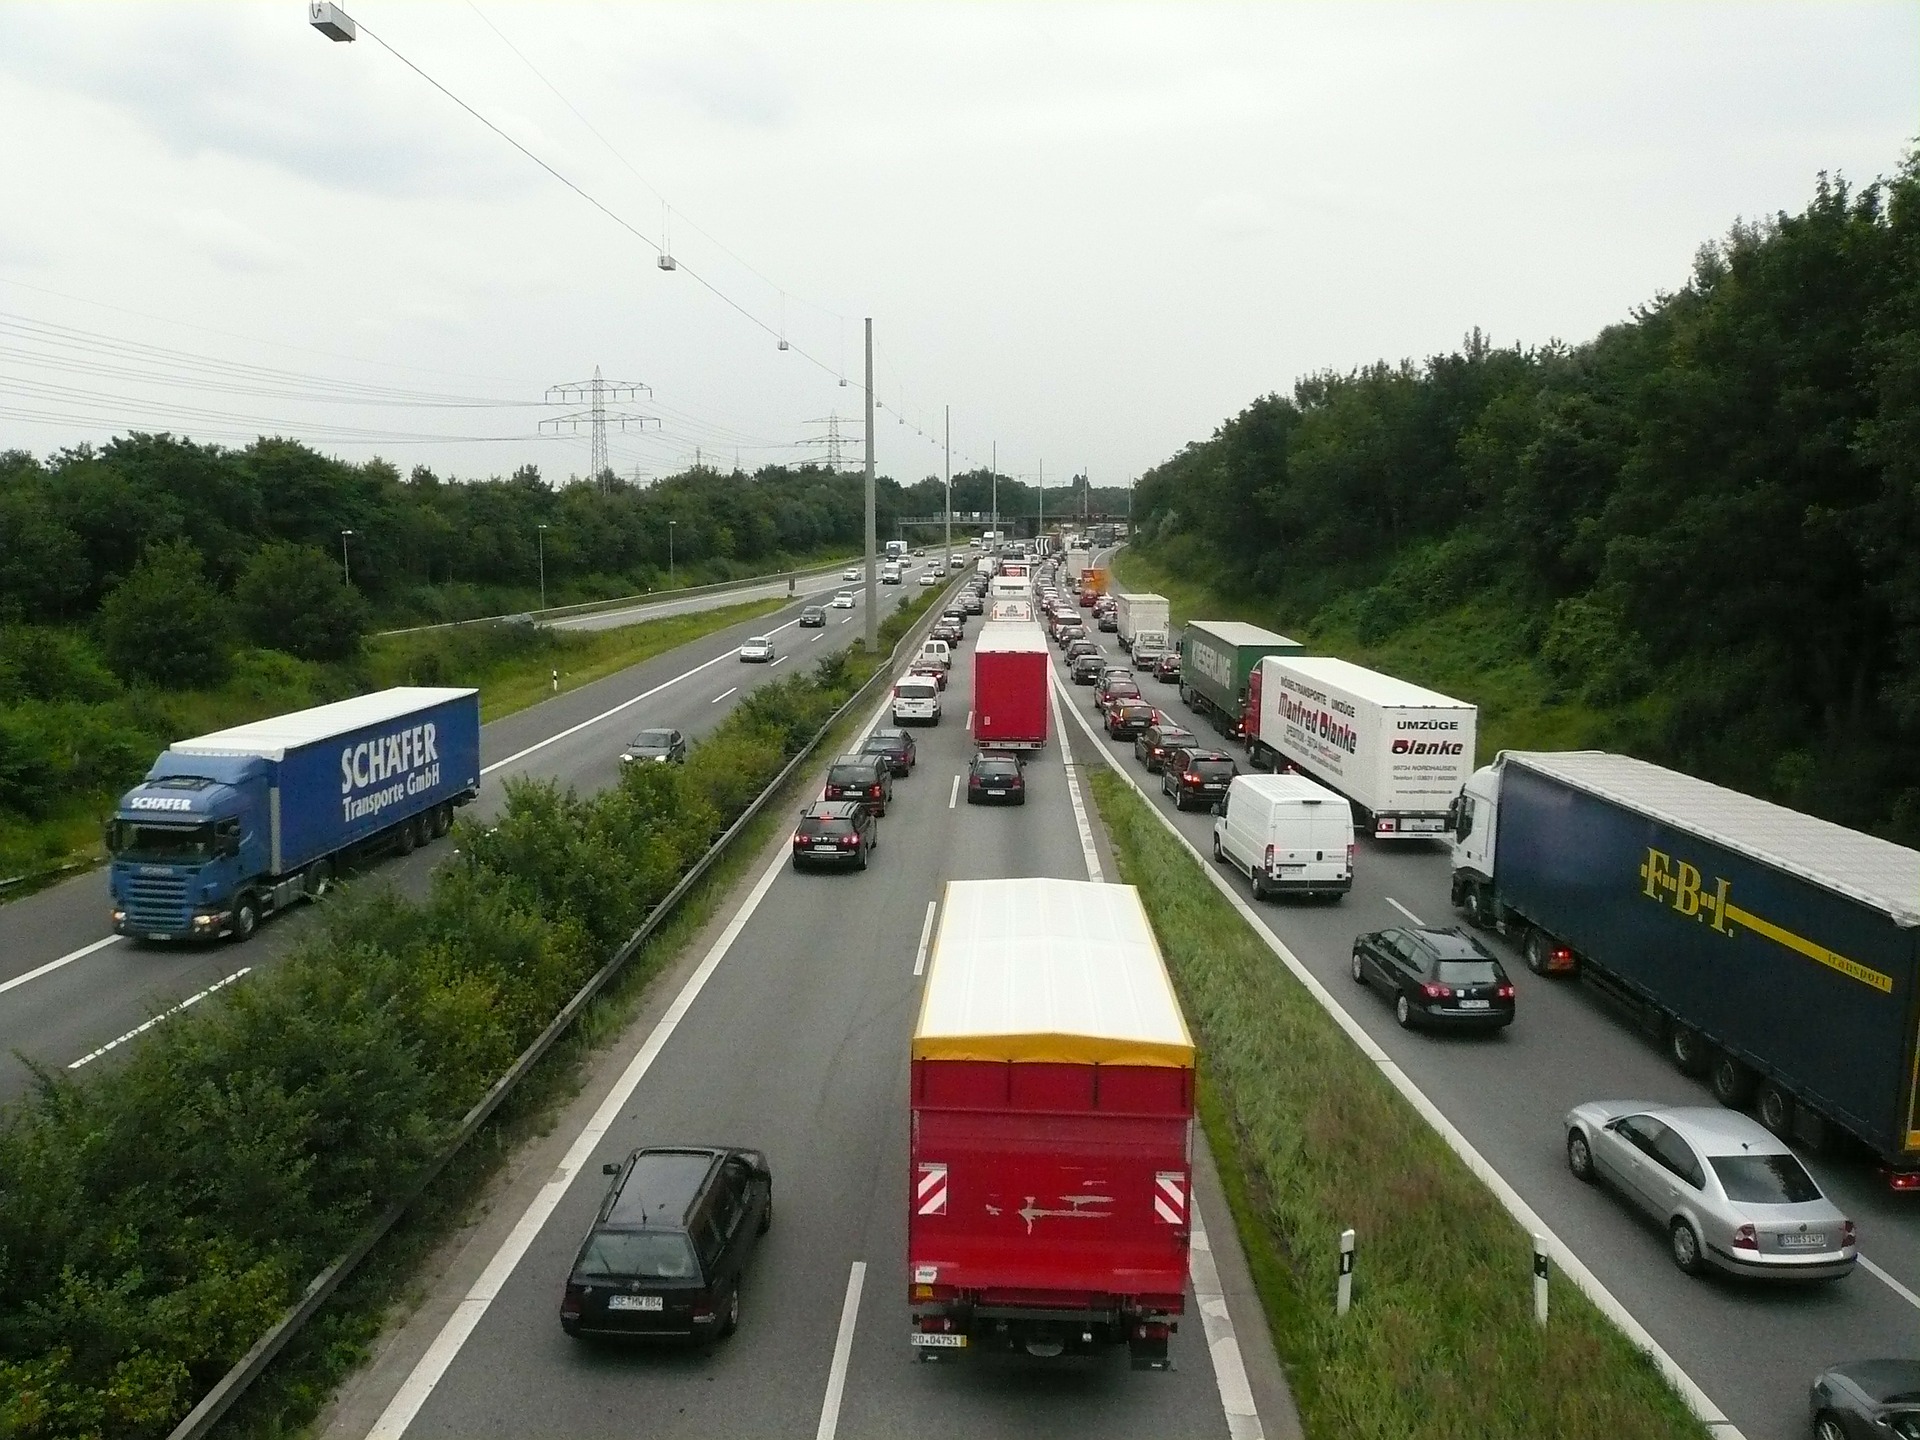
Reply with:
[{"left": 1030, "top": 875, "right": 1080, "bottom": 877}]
[
  {"left": 1523, "top": 929, "right": 1553, "bottom": 975},
  {"left": 431, "top": 803, "right": 453, "bottom": 838},
  {"left": 394, "top": 819, "right": 417, "bottom": 856},
  {"left": 1710, "top": 1052, "right": 1757, "bottom": 1108},
  {"left": 1756, "top": 1081, "right": 1795, "bottom": 1138},
  {"left": 1666, "top": 1024, "right": 1710, "bottom": 1077}
]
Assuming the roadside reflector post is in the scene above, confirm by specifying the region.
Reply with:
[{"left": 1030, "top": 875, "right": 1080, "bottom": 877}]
[
  {"left": 1336, "top": 1228, "right": 1355, "bottom": 1317},
  {"left": 551, "top": 669, "right": 559, "bottom": 693},
  {"left": 1533, "top": 1234, "right": 1549, "bottom": 1326}
]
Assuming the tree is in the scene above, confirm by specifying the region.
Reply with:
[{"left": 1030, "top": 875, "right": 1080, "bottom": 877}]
[
  {"left": 234, "top": 542, "right": 369, "bottom": 661},
  {"left": 96, "top": 540, "right": 233, "bottom": 687}
]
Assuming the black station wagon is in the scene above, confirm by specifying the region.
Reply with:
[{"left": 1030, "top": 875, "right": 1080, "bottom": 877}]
[{"left": 561, "top": 1145, "right": 773, "bottom": 1341}]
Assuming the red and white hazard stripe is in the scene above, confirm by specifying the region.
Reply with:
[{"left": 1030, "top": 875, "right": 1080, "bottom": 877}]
[
  {"left": 916, "top": 1162, "right": 948, "bottom": 1216},
  {"left": 1153, "top": 1170, "right": 1187, "bottom": 1225}
]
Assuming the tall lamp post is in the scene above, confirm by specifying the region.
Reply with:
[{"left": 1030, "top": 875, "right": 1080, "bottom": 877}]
[
  {"left": 536, "top": 523, "right": 549, "bottom": 609},
  {"left": 668, "top": 520, "right": 677, "bottom": 587},
  {"left": 339, "top": 528, "right": 353, "bottom": 586}
]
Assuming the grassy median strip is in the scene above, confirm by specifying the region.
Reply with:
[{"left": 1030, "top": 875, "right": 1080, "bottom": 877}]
[{"left": 1087, "top": 769, "right": 1707, "bottom": 1440}]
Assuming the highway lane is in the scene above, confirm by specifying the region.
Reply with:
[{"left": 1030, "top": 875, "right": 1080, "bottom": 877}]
[
  {"left": 340, "top": 600, "right": 1288, "bottom": 1440},
  {"left": 545, "top": 560, "right": 857, "bottom": 633},
  {"left": 0, "top": 570, "right": 898, "bottom": 1101},
  {"left": 1052, "top": 590, "right": 1920, "bottom": 1440}
]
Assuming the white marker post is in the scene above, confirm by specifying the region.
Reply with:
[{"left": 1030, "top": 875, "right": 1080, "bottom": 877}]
[
  {"left": 1533, "top": 1234, "right": 1549, "bottom": 1326},
  {"left": 551, "top": 669, "right": 559, "bottom": 693},
  {"left": 1337, "top": 1228, "right": 1356, "bottom": 1317}
]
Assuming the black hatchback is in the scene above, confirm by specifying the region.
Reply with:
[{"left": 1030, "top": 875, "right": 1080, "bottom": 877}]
[
  {"left": 1162, "top": 747, "right": 1237, "bottom": 810},
  {"left": 791, "top": 800, "right": 877, "bottom": 869},
  {"left": 561, "top": 1146, "right": 773, "bottom": 1341},
  {"left": 1350, "top": 926, "right": 1515, "bottom": 1032},
  {"left": 860, "top": 728, "right": 917, "bottom": 776},
  {"left": 966, "top": 752, "right": 1026, "bottom": 805},
  {"left": 824, "top": 753, "right": 893, "bottom": 815}
]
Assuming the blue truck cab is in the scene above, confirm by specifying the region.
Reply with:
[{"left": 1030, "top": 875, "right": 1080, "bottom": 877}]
[{"left": 107, "top": 687, "right": 481, "bottom": 943}]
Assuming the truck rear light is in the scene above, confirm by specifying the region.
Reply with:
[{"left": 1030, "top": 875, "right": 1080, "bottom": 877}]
[
  {"left": 1419, "top": 982, "right": 1453, "bottom": 1000},
  {"left": 1888, "top": 1171, "right": 1920, "bottom": 1192},
  {"left": 1132, "top": 1322, "right": 1171, "bottom": 1341},
  {"left": 1347, "top": 843, "right": 1356, "bottom": 868},
  {"left": 1265, "top": 844, "right": 1275, "bottom": 870},
  {"left": 1841, "top": 1219, "right": 1857, "bottom": 1246},
  {"left": 917, "top": 1314, "right": 953, "bottom": 1332},
  {"left": 1732, "top": 1224, "right": 1758, "bottom": 1251}
]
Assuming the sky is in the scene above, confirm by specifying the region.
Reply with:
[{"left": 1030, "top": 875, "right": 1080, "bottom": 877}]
[{"left": 0, "top": 1, "right": 1913, "bottom": 490}]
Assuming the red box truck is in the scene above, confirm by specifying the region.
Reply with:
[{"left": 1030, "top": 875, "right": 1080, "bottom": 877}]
[
  {"left": 972, "top": 620, "right": 1051, "bottom": 752},
  {"left": 908, "top": 877, "right": 1194, "bottom": 1370}
]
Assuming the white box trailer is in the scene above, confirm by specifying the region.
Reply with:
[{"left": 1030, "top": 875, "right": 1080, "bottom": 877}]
[
  {"left": 1247, "top": 655, "right": 1476, "bottom": 840},
  {"left": 1115, "top": 592, "right": 1169, "bottom": 652}
]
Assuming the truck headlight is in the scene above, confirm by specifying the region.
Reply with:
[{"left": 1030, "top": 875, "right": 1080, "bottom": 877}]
[{"left": 111, "top": 908, "right": 126, "bottom": 924}]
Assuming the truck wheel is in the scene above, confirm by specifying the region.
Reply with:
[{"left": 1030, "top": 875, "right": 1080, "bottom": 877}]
[
  {"left": 1463, "top": 885, "right": 1490, "bottom": 930},
  {"left": 1249, "top": 869, "right": 1268, "bottom": 902},
  {"left": 1710, "top": 1052, "right": 1757, "bottom": 1108},
  {"left": 1756, "top": 1081, "right": 1795, "bottom": 1137},
  {"left": 303, "top": 859, "right": 333, "bottom": 902},
  {"left": 1666, "top": 1024, "right": 1710, "bottom": 1077},
  {"left": 394, "top": 819, "right": 417, "bottom": 856},
  {"left": 1523, "top": 929, "right": 1552, "bottom": 975},
  {"left": 1211, "top": 832, "right": 1224, "bottom": 861},
  {"left": 432, "top": 803, "right": 453, "bottom": 838},
  {"left": 231, "top": 893, "right": 259, "bottom": 943}
]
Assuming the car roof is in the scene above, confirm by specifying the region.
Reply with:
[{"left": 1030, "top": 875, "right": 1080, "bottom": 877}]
[
  {"left": 606, "top": 1147, "right": 722, "bottom": 1228},
  {"left": 1406, "top": 926, "right": 1491, "bottom": 959},
  {"left": 831, "top": 752, "right": 881, "bottom": 766},
  {"left": 1631, "top": 1105, "right": 1796, "bottom": 1156},
  {"left": 802, "top": 800, "right": 863, "bottom": 820},
  {"left": 1179, "top": 748, "right": 1234, "bottom": 761}
]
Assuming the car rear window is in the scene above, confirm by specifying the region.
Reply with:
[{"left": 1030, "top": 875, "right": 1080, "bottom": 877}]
[
  {"left": 1192, "top": 759, "right": 1236, "bottom": 778},
  {"left": 803, "top": 818, "right": 854, "bottom": 836},
  {"left": 1435, "top": 959, "right": 1501, "bottom": 984},
  {"left": 1709, "top": 1153, "right": 1823, "bottom": 1204},
  {"left": 976, "top": 759, "right": 1020, "bottom": 777},
  {"left": 577, "top": 1231, "right": 701, "bottom": 1280},
  {"left": 828, "top": 763, "right": 877, "bottom": 785},
  {"left": 897, "top": 680, "right": 937, "bottom": 696}
]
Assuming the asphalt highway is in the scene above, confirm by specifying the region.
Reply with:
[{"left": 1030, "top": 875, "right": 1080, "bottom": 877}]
[
  {"left": 545, "top": 560, "right": 861, "bottom": 633},
  {"left": 1055, "top": 575, "right": 1920, "bottom": 1440},
  {"left": 321, "top": 585, "right": 1293, "bottom": 1440},
  {"left": 0, "top": 568, "right": 894, "bottom": 1102}
]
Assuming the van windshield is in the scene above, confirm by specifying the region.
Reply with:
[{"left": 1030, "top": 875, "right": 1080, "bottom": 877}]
[{"left": 576, "top": 1230, "right": 700, "bottom": 1280}]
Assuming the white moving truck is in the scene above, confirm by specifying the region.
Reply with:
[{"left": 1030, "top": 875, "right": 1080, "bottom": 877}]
[
  {"left": 1114, "top": 592, "right": 1170, "bottom": 654},
  {"left": 1245, "top": 655, "right": 1476, "bottom": 841}
]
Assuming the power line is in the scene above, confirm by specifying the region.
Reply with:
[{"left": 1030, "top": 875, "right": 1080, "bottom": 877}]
[{"left": 542, "top": 367, "right": 655, "bottom": 491}]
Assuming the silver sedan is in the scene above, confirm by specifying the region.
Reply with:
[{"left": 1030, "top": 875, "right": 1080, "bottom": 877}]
[{"left": 1564, "top": 1102, "right": 1856, "bottom": 1281}]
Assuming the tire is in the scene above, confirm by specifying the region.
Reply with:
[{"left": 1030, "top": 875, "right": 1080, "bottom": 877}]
[
  {"left": 1566, "top": 1128, "right": 1595, "bottom": 1182},
  {"left": 1211, "top": 832, "right": 1224, "bottom": 861},
  {"left": 1250, "top": 868, "right": 1267, "bottom": 902},
  {"left": 858, "top": 845, "right": 870, "bottom": 871},
  {"left": 1710, "top": 1052, "right": 1757, "bottom": 1108},
  {"left": 303, "top": 859, "right": 333, "bottom": 902},
  {"left": 431, "top": 803, "right": 453, "bottom": 838},
  {"left": 1669, "top": 1219, "right": 1705, "bottom": 1276},
  {"left": 1666, "top": 1023, "right": 1710, "bottom": 1077},
  {"left": 758, "top": 1189, "right": 773, "bottom": 1236},
  {"left": 1350, "top": 950, "right": 1365, "bottom": 984},
  {"left": 231, "top": 893, "right": 260, "bottom": 943},
  {"left": 1394, "top": 993, "right": 1414, "bottom": 1029},
  {"left": 394, "top": 818, "right": 417, "bottom": 856},
  {"left": 716, "top": 1278, "right": 741, "bottom": 1339},
  {"left": 1813, "top": 1415, "right": 1849, "bottom": 1440},
  {"left": 1463, "top": 884, "right": 1489, "bottom": 930},
  {"left": 1523, "top": 928, "right": 1552, "bottom": 975},
  {"left": 1756, "top": 1080, "right": 1795, "bottom": 1137}
]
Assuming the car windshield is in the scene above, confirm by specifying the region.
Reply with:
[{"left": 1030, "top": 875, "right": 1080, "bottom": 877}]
[
  {"left": 631, "top": 731, "right": 674, "bottom": 748},
  {"left": 1435, "top": 959, "right": 1501, "bottom": 984},
  {"left": 576, "top": 1230, "right": 700, "bottom": 1280},
  {"left": 108, "top": 820, "right": 214, "bottom": 862},
  {"left": 1709, "top": 1153, "right": 1822, "bottom": 1204}
]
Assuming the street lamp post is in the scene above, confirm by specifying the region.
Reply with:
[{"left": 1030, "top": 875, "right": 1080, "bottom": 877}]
[
  {"left": 944, "top": 405, "right": 951, "bottom": 580},
  {"left": 339, "top": 528, "right": 353, "bottom": 586},
  {"left": 536, "top": 524, "right": 548, "bottom": 610},
  {"left": 668, "top": 520, "right": 677, "bottom": 587}
]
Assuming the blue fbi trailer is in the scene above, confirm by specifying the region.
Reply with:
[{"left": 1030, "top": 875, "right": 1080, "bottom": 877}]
[
  {"left": 1449, "top": 749, "right": 1920, "bottom": 1188},
  {"left": 107, "top": 687, "right": 481, "bottom": 943}
]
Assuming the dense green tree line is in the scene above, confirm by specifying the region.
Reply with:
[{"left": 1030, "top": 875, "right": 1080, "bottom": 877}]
[{"left": 1134, "top": 156, "right": 1920, "bottom": 840}]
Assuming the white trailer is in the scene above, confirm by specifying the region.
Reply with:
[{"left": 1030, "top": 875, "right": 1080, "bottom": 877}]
[
  {"left": 1114, "top": 592, "right": 1170, "bottom": 653},
  {"left": 1246, "top": 655, "right": 1476, "bottom": 841}
]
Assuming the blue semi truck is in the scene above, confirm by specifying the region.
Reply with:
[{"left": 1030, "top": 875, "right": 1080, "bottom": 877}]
[
  {"left": 1448, "top": 749, "right": 1920, "bottom": 1187},
  {"left": 106, "top": 687, "right": 481, "bottom": 943}
]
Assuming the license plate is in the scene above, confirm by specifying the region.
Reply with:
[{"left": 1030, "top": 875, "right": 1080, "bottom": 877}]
[
  {"left": 1779, "top": 1232, "right": 1828, "bottom": 1250},
  {"left": 608, "top": 1294, "right": 663, "bottom": 1311},
  {"left": 1408, "top": 818, "right": 1444, "bottom": 831},
  {"left": 1458, "top": 998, "right": 1490, "bottom": 1010},
  {"left": 812, "top": 845, "right": 840, "bottom": 853},
  {"left": 987, "top": 789, "right": 1006, "bottom": 796},
  {"left": 147, "top": 933, "right": 171, "bottom": 942},
  {"left": 1279, "top": 865, "right": 1305, "bottom": 875},
  {"left": 910, "top": 1333, "right": 967, "bottom": 1348}
]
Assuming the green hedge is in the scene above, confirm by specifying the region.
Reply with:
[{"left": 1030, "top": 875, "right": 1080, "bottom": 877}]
[{"left": 0, "top": 581, "right": 945, "bottom": 1438}]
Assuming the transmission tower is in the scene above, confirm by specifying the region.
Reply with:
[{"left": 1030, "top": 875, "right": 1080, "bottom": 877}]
[
  {"left": 799, "top": 412, "right": 858, "bottom": 471},
  {"left": 543, "top": 367, "right": 656, "bottom": 491}
]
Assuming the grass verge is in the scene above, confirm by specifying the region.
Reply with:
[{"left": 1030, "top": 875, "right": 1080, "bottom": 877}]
[{"left": 1086, "top": 767, "right": 1708, "bottom": 1440}]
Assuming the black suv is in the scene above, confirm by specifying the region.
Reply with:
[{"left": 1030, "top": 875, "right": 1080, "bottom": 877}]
[
  {"left": 791, "top": 800, "right": 877, "bottom": 869},
  {"left": 824, "top": 753, "right": 893, "bottom": 815},
  {"left": 561, "top": 1146, "right": 773, "bottom": 1341},
  {"left": 1163, "top": 747, "right": 1237, "bottom": 809},
  {"left": 1071, "top": 651, "right": 1106, "bottom": 685},
  {"left": 1135, "top": 722, "right": 1198, "bottom": 774},
  {"left": 860, "top": 728, "right": 917, "bottom": 776}
]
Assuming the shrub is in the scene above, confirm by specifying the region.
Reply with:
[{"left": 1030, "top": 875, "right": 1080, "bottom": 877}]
[
  {"left": 234, "top": 543, "right": 369, "bottom": 662},
  {"left": 95, "top": 541, "right": 233, "bottom": 689}
]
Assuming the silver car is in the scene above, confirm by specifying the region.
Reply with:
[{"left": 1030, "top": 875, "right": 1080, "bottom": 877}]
[{"left": 1564, "top": 1102, "right": 1855, "bottom": 1281}]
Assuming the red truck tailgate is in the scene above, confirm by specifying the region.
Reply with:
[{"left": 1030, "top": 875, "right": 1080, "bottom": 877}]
[{"left": 972, "top": 623, "right": 1051, "bottom": 748}]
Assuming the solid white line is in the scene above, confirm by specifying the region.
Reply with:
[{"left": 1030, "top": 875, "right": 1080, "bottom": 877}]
[
  {"left": 0, "top": 934, "right": 122, "bottom": 996},
  {"left": 710, "top": 687, "right": 738, "bottom": 704},
  {"left": 948, "top": 774, "right": 960, "bottom": 810},
  {"left": 67, "top": 967, "right": 251, "bottom": 1068},
  {"left": 1190, "top": 1213, "right": 1265, "bottom": 1440},
  {"left": 365, "top": 834, "right": 795, "bottom": 1440},
  {"left": 479, "top": 611, "right": 806, "bottom": 777},
  {"left": 1054, "top": 691, "right": 1745, "bottom": 1440},
  {"left": 1049, "top": 674, "right": 1103, "bottom": 883},
  {"left": 1861, "top": 1254, "right": 1920, "bottom": 1313},
  {"left": 771, "top": 655, "right": 789, "bottom": 667},
  {"left": 1386, "top": 896, "right": 1425, "bottom": 926},
  {"left": 912, "top": 900, "right": 937, "bottom": 977},
  {"left": 814, "top": 1261, "right": 867, "bottom": 1440}
]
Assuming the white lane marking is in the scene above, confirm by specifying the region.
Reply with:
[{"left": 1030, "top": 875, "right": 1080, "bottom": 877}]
[
  {"left": 814, "top": 1261, "right": 867, "bottom": 1440},
  {"left": 1054, "top": 691, "right": 1745, "bottom": 1440},
  {"left": 480, "top": 611, "right": 806, "bottom": 776},
  {"left": 1861, "top": 1254, "right": 1920, "bottom": 1313},
  {"left": 0, "top": 934, "right": 122, "bottom": 996},
  {"left": 68, "top": 967, "right": 251, "bottom": 1068},
  {"left": 1190, "top": 1213, "right": 1265, "bottom": 1440},
  {"left": 964, "top": 709, "right": 972, "bottom": 731},
  {"left": 1049, "top": 674, "right": 1103, "bottom": 883},
  {"left": 1387, "top": 896, "right": 1425, "bottom": 926},
  {"left": 948, "top": 773, "right": 961, "bottom": 810},
  {"left": 812, "top": 633, "right": 824, "bottom": 643},
  {"left": 710, "top": 687, "right": 738, "bottom": 704},
  {"left": 912, "top": 899, "right": 937, "bottom": 977},
  {"left": 771, "top": 655, "right": 789, "bottom": 667},
  {"left": 366, "top": 829, "right": 795, "bottom": 1440}
]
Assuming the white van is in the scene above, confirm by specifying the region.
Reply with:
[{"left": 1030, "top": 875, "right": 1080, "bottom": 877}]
[
  {"left": 892, "top": 675, "right": 942, "bottom": 725},
  {"left": 917, "top": 639, "right": 952, "bottom": 671},
  {"left": 1211, "top": 773, "right": 1354, "bottom": 901}
]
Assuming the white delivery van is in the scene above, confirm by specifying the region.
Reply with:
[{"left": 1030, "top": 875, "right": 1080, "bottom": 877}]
[
  {"left": 892, "top": 674, "right": 942, "bottom": 725},
  {"left": 1211, "top": 772, "right": 1354, "bottom": 901},
  {"left": 917, "top": 639, "right": 952, "bottom": 671}
]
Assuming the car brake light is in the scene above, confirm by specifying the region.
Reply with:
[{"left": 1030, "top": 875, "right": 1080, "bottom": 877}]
[
  {"left": 1889, "top": 1171, "right": 1920, "bottom": 1192},
  {"left": 1732, "top": 1224, "right": 1758, "bottom": 1251},
  {"left": 841, "top": 835, "right": 859, "bottom": 847},
  {"left": 1184, "top": 772, "right": 1200, "bottom": 784},
  {"left": 870, "top": 785, "right": 882, "bottom": 796},
  {"left": 1419, "top": 982, "right": 1453, "bottom": 999},
  {"left": 692, "top": 1300, "right": 713, "bottom": 1321},
  {"left": 561, "top": 1285, "right": 583, "bottom": 1319},
  {"left": 1496, "top": 983, "right": 1515, "bottom": 999},
  {"left": 792, "top": 832, "right": 805, "bottom": 846}
]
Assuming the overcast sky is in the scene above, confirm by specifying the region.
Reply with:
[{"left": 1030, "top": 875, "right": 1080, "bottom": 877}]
[{"left": 0, "top": 2, "right": 1913, "bottom": 490}]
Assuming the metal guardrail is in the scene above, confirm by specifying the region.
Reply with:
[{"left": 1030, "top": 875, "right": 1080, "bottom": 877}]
[
  {"left": 372, "top": 559, "right": 857, "bottom": 638},
  {"left": 166, "top": 573, "right": 960, "bottom": 1440}
]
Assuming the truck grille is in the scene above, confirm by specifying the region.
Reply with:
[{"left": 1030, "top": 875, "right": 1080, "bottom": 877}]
[{"left": 121, "top": 873, "right": 191, "bottom": 930}]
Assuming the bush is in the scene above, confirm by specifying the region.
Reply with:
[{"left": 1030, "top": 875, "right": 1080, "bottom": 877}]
[
  {"left": 0, "top": 626, "right": 120, "bottom": 705},
  {"left": 234, "top": 543, "right": 368, "bottom": 662},
  {"left": 95, "top": 541, "right": 233, "bottom": 689}
]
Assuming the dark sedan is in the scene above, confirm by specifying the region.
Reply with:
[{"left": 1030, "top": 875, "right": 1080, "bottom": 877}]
[
  {"left": 1811, "top": 1359, "right": 1920, "bottom": 1439},
  {"left": 1096, "top": 677, "right": 1142, "bottom": 713},
  {"left": 1153, "top": 651, "right": 1182, "bottom": 680},
  {"left": 959, "top": 593, "right": 984, "bottom": 615},
  {"left": 790, "top": 800, "right": 877, "bottom": 869},
  {"left": 860, "top": 727, "right": 917, "bottom": 776},
  {"left": 1163, "top": 747, "right": 1236, "bottom": 809},
  {"left": 965, "top": 752, "right": 1026, "bottom": 805},
  {"left": 1071, "top": 651, "right": 1107, "bottom": 685},
  {"left": 1106, "top": 700, "right": 1156, "bottom": 739},
  {"left": 1135, "top": 722, "right": 1197, "bottom": 773},
  {"left": 798, "top": 605, "right": 827, "bottom": 628},
  {"left": 1350, "top": 926, "right": 1515, "bottom": 1031},
  {"left": 621, "top": 728, "right": 688, "bottom": 764}
]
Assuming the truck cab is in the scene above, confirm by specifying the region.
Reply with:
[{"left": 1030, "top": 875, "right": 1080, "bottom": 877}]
[
  {"left": 107, "top": 757, "right": 271, "bottom": 942},
  {"left": 1447, "top": 764, "right": 1501, "bottom": 890}
]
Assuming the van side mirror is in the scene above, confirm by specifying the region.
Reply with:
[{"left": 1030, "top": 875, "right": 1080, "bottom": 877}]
[{"left": 1211, "top": 801, "right": 1225, "bottom": 817}]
